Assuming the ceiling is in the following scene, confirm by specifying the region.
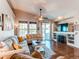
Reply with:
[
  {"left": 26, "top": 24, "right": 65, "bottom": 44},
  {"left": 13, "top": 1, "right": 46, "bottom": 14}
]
[{"left": 9, "top": 0, "right": 79, "bottom": 19}]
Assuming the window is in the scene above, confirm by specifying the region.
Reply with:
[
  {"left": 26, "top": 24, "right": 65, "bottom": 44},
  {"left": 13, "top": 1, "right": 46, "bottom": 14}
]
[
  {"left": 19, "top": 21, "right": 37, "bottom": 35},
  {"left": 29, "top": 22, "right": 37, "bottom": 34},
  {"left": 19, "top": 21, "right": 28, "bottom": 36}
]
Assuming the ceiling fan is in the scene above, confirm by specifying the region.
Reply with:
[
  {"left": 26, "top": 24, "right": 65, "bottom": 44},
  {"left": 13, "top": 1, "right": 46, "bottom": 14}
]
[{"left": 38, "top": 8, "right": 48, "bottom": 20}]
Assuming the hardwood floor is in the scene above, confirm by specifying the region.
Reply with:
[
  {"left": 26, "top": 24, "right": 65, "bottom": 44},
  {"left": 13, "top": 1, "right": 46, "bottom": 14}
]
[{"left": 50, "top": 41, "right": 79, "bottom": 59}]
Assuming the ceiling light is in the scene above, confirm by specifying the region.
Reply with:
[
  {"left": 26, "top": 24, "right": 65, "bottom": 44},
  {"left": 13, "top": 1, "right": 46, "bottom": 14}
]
[
  {"left": 39, "top": 8, "right": 43, "bottom": 20},
  {"left": 57, "top": 16, "right": 64, "bottom": 20},
  {"left": 39, "top": 16, "right": 43, "bottom": 20}
]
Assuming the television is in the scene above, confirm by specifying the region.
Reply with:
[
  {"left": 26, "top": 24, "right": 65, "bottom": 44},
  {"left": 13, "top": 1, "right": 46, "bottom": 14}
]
[{"left": 58, "top": 23, "right": 68, "bottom": 32}]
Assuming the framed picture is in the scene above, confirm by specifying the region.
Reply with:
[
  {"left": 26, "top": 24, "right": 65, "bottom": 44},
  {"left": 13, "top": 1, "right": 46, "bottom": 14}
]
[
  {"left": 0, "top": 13, "right": 2, "bottom": 31},
  {"left": 4, "top": 14, "right": 9, "bottom": 30},
  {"left": 0, "top": 13, "right": 2, "bottom": 26},
  {"left": 4, "top": 14, "right": 13, "bottom": 31},
  {"left": 74, "top": 24, "right": 79, "bottom": 31},
  {"left": 0, "top": 13, "right": 14, "bottom": 31}
]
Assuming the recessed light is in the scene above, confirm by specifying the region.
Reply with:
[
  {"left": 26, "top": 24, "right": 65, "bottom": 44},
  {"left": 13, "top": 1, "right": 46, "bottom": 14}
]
[{"left": 57, "top": 16, "right": 64, "bottom": 20}]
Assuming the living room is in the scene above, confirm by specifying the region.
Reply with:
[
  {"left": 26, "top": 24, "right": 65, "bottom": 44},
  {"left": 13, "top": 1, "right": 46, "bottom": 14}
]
[{"left": 0, "top": 0, "right": 79, "bottom": 59}]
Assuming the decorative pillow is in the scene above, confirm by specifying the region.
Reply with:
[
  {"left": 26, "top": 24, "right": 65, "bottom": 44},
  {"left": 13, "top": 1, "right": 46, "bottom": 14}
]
[
  {"left": 26, "top": 34, "right": 32, "bottom": 40},
  {"left": 4, "top": 39, "right": 14, "bottom": 50},
  {"left": 18, "top": 36, "right": 23, "bottom": 42},
  {"left": 31, "top": 51, "right": 43, "bottom": 59},
  {"left": 12, "top": 43, "right": 22, "bottom": 50}
]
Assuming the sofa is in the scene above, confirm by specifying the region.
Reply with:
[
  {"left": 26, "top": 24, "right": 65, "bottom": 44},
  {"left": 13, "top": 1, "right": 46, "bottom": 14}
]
[
  {"left": 1, "top": 36, "right": 31, "bottom": 59},
  {"left": 4, "top": 36, "right": 30, "bottom": 53},
  {"left": 0, "top": 35, "right": 44, "bottom": 59},
  {"left": 26, "top": 34, "right": 42, "bottom": 40},
  {"left": 26, "top": 34, "right": 42, "bottom": 45}
]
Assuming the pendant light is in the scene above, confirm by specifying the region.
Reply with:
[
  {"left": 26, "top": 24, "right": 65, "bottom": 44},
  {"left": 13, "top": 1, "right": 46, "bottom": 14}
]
[{"left": 39, "top": 8, "right": 43, "bottom": 20}]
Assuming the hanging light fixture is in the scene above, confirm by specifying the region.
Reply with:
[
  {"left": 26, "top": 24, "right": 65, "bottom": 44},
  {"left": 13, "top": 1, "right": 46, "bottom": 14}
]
[{"left": 39, "top": 8, "right": 43, "bottom": 20}]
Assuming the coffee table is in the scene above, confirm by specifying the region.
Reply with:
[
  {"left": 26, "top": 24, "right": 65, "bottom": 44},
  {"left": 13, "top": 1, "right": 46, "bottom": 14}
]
[
  {"left": 32, "top": 40, "right": 55, "bottom": 59},
  {"left": 32, "top": 40, "right": 45, "bottom": 56},
  {"left": 32, "top": 40, "right": 45, "bottom": 50}
]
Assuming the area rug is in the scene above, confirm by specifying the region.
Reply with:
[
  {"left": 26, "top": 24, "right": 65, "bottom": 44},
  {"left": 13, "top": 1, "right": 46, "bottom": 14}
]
[{"left": 43, "top": 46, "right": 56, "bottom": 59}]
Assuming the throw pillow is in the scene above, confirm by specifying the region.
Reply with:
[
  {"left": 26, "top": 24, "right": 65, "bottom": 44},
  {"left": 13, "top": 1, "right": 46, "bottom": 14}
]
[
  {"left": 26, "top": 34, "right": 32, "bottom": 40},
  {"left": 31, "top": 51, "right": 43, "bottom": 59},
  {"left": 18, "top": 36, "right": 23, "bottom": 42}
]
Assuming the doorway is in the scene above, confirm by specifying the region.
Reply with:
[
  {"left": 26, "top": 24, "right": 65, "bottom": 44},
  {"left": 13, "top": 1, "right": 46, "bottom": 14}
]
[{"left": 42, "top": 23, "right": 51, "bottom": 40}]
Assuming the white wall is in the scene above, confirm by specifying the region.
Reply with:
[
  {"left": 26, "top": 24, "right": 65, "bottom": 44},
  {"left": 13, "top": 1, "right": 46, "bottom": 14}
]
[
  {"left": 58, "top": 17, "right": 75, "bottom": 24},
  {"left": 0, "top": 0, "right": 15, "bottom": 17},
  {"left": 0, "top": 0, "right": 15, "bottom": 41},
  {"left": 74, "top": 17, "right": 79, "bottom": 48}
]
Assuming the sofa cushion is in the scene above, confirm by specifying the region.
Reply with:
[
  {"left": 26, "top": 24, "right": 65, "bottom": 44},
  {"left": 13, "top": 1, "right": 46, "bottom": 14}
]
[
  {"left": 11, "top": 36, "right": 19, "bottom": 44},
  {"left": 3, "top": 38, "right": 14, "bottom": 50},
  {"left": 19, "top": 40, "right": 30, "bottom": 54},
  {"left": 3, "top": 36, "right": 19, "bottom": 50},
  {"left": 0, "top": 41, "right": 9, "bottom": 51}
]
